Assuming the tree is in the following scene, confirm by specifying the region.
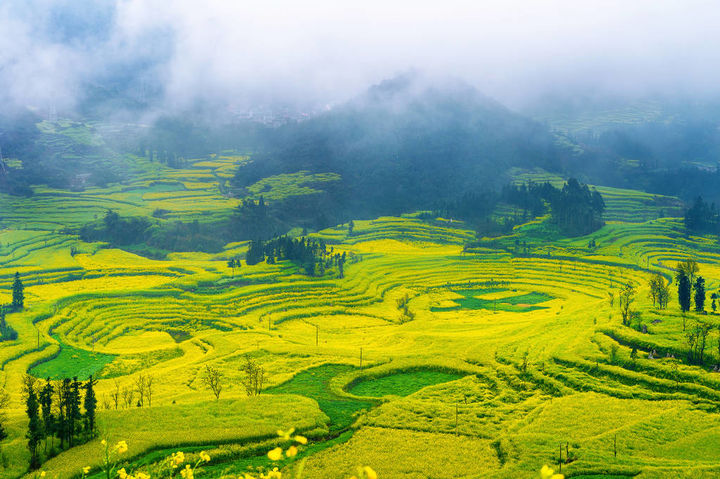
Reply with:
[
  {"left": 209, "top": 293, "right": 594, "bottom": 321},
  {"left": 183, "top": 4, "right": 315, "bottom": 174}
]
[
  {"left": 648, "top": 275, "right": 670, "bottom": 309},
  {"left": 12, "top": 271, "right": 24, "bottom": 309},
  {"left": 686, "top": 320, "right": 712, "bottom": 364},
  {"left": 202, "top": 365, "right": 224, "bottom": 400},
  {"left": 84, "top": 376, "right": 97, "bottom": 436},
  {"left": 227, "top": 257, "right": 241, "bottom": 277},
  {"left": 676, "top": 259, "right": 699, "bottom": 289},
  {"left": 135, "top": 375, "right": 147, "bottom": 407},
  {"left": 145, "top": 376, "right": 154, "bottom": 407},
  {"left": 39, "top": 378, "right": 54, "bottom": 452},
  {"left": 57, "top": 378, "right": 71, "bottom": 448},
  {"left": 122, "top": 385, "right": 134, "bottom": 409},
  {"left": 111, "top": 380, "right": 120, "bottom": 410},
  {"left": 348, "top": 220, "right": 355, "bottom": 236},
  {"left": 246, "top": 240, "right": 265, "bottom": 265},
  {"left": 619, "top": 282, "right": 636, "bottom": 327},
  {"left": 68, "top": 378, "right": 82, "bottom": 446},
  {"left": 678, "top": 272, "right": 692, "bottom": 319},
  {"left": 240, "top": 356, "right": 265, "bottom": 396},
  {"left": 694, "top": 276, "right": 706, "bottom": 312},
  {"left": 24, "top": 376, "right": 41, "bottom": 469},
  {"left": 0, "top": 387, "right": 9, "bottom": 445}
]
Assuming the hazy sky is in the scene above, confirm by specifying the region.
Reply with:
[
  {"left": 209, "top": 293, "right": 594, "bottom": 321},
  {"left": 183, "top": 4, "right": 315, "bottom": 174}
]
[{"left": 2, "top": 0, "right": 720, "bottom": 115}]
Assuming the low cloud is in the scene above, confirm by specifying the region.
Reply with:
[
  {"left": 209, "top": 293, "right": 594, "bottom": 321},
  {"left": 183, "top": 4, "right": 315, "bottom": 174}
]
[{"left": 2, "top": 0, "right": 720, "bottom": 117}]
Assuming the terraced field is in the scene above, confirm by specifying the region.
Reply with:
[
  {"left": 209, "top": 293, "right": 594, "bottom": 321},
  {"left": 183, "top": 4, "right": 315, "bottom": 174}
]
[{"left": 2, "top": 157, "right": 720, "bottom": 478}]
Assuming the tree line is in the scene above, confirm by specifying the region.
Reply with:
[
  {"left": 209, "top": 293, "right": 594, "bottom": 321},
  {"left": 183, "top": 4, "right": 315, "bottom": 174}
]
[
  {"left": 437, "top": 179, "right": 605, "bottom": 238},
  {"left": 21, "top": 375, "right": 97, "bottom": 470},
  {"left": 684, "top": 196, "right": 719, "bottom": 235},
  {"left": 245, "top": 236, "right": 351, "bottom": 278}
]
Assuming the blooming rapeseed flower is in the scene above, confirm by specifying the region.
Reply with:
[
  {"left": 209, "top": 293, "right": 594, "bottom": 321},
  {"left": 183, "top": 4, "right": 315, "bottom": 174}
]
[
  {"left": 116, "top": 441, "right": 128, "bottom": 454},
  {"left": 363, "top": 466, "right": 377, "bottom": 479},
  {"left": 199, "top": 451, "right": 211, "bottom": 463},
  {"left": 83, "top": 466, "right": 91, "bottom": 474},
  {"left": 172, "top": 451, "right": 185, "bottom": 465},
  {"left": 180, "top": 464, "right": 194, "bottom": 479},
  {"left": 136, "top": 472, "right": 151, "bottom": 479},
  {"left": 286, "top": 445, "right": 298, "bottom": 457},
  {"left": 293, "top": 435, "right": 308, "bottom": 445},
  {"left": 277, "top": 428, "right": 295, "bottom": 440},
  {"left": 540, "top": 465, "right": 564, "bottom": 479},
  {"left": 267, "top": 447, "right": 283, "bottom": 461},
  {"left": 118, "top": 468, "right": 128, "bottom": 479}
]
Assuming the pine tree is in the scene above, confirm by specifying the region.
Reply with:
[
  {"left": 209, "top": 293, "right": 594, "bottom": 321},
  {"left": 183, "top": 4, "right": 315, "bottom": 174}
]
[
  {"left": 84, "top": 376, "right": 97, "bottom": 437},
  {"left": 12, "top": 271, "right": 24, "bottom": 309},
  {"left": 25, "top": 381, "right": 42, "bottom": 469},
  {"left": 57, "top": 378, "right": 71, "bottom": 448},
  {"left": 678, "top": 273, "right": 692, "bottom": 315},
  {"left": 695, "top": 276, "right": 706, "bottom": 312},
  {"left": 39, "top": 379, "right": 54, "bottom": 452},
  {"left": 68, "top": 378, "right": 82, "bottom": 446}
]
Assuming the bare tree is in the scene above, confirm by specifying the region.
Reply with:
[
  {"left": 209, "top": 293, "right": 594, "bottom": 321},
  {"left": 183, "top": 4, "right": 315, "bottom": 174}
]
[
  {"left": 135, "top": 375, "right": 147, "bottom": 407},
  {"left": 146, "top": 376, "right": 154, "bottom": 407},
  {"left": 122, "top": 386, "right": 134, "bottom": 409},
  {"left": 241, "top": 356, "right": 265, "bottom": 396},
  {"left": 111, "top": 380, "right": 120, "bottom": 410},
  {"left": 202, "top": 365, "right": 224, "bottom": 400}
]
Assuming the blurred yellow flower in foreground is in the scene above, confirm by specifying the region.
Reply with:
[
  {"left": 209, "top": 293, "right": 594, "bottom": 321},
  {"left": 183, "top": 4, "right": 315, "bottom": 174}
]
[
  {"left": 199, "top": 451, "right": 211, "bottom": 463},
  {"left": 116, "top": 441, "right": 128, "bottom": 454},
  {"left": 267, "top": 447, "right": 283, "bottom": 461},
  {"left": 540, "top": 465, "right": 564, "bottom": 479},
  {"left": 180, "top": 464, "right": 193, "bottom": 479},
  {"left": 172, "top": 451, "right": 185, "bottom": 465}
]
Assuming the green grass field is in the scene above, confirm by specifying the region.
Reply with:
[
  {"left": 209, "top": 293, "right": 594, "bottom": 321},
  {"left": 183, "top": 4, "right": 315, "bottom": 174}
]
[{"left": 2, "top": 154, "right": 720, "bottom": 478}]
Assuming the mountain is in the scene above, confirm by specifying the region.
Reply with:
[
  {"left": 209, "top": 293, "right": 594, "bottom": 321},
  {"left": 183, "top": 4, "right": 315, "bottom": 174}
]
[{"left": 234, "top": 73, "right": 581, "bottom": 219}]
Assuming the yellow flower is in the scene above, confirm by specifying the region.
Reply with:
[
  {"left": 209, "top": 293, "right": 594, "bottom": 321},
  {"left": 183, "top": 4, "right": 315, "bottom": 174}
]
[
  {"left": 277, "top": 428, "right": 295, "bottom": 440},
  {"left": 136, "top": 473, "right": 151, "bottom": 479},
  {"left": 118, "top": 468, "right": 128, "bottom": 479},
  {"left": 265, "top": 467, "right": 282, "bottom": 479},
  {"left": 552, "top": 475, "right": 564, "bottom": 479},
  {"left": 363, "top": 466, "right": 377, "bottom": 479},
  {"left": 293, "top": 435, "right": 308, "bottom": 445},
  {"left": 101, "top": 439, "right": 107, "bottom": 446},
  {"left": 199, "top": 451, "right": 211, "bottom": 463},
  {"left": 40, "top": 473, "right": 46, "bottom": 478},
  {"left": 83, "top": 466, "right": 91, "bottom": 474},
  {"left": 286, "top": 445, "right": 298, "bottom": 457},
  {"left": 172, "top": 451, "right": 185, "bottom": 465},
  {"left": 180, "top": 465, "right": 194, "bottom": 479},
  {"left": 540, "top": 466, "right": 557, "bottom": 479},
  {"left": 267, "top": 447, "right": 283, "bottom": 461},
  {"left": 116, "top": 441, "right": 128, "bottom": 454}
]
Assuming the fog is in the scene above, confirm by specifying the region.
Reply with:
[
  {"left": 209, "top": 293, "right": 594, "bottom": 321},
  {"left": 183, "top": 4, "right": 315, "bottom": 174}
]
[{"left": 2, "top": 0, "right": 720, "bottom": 117}]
